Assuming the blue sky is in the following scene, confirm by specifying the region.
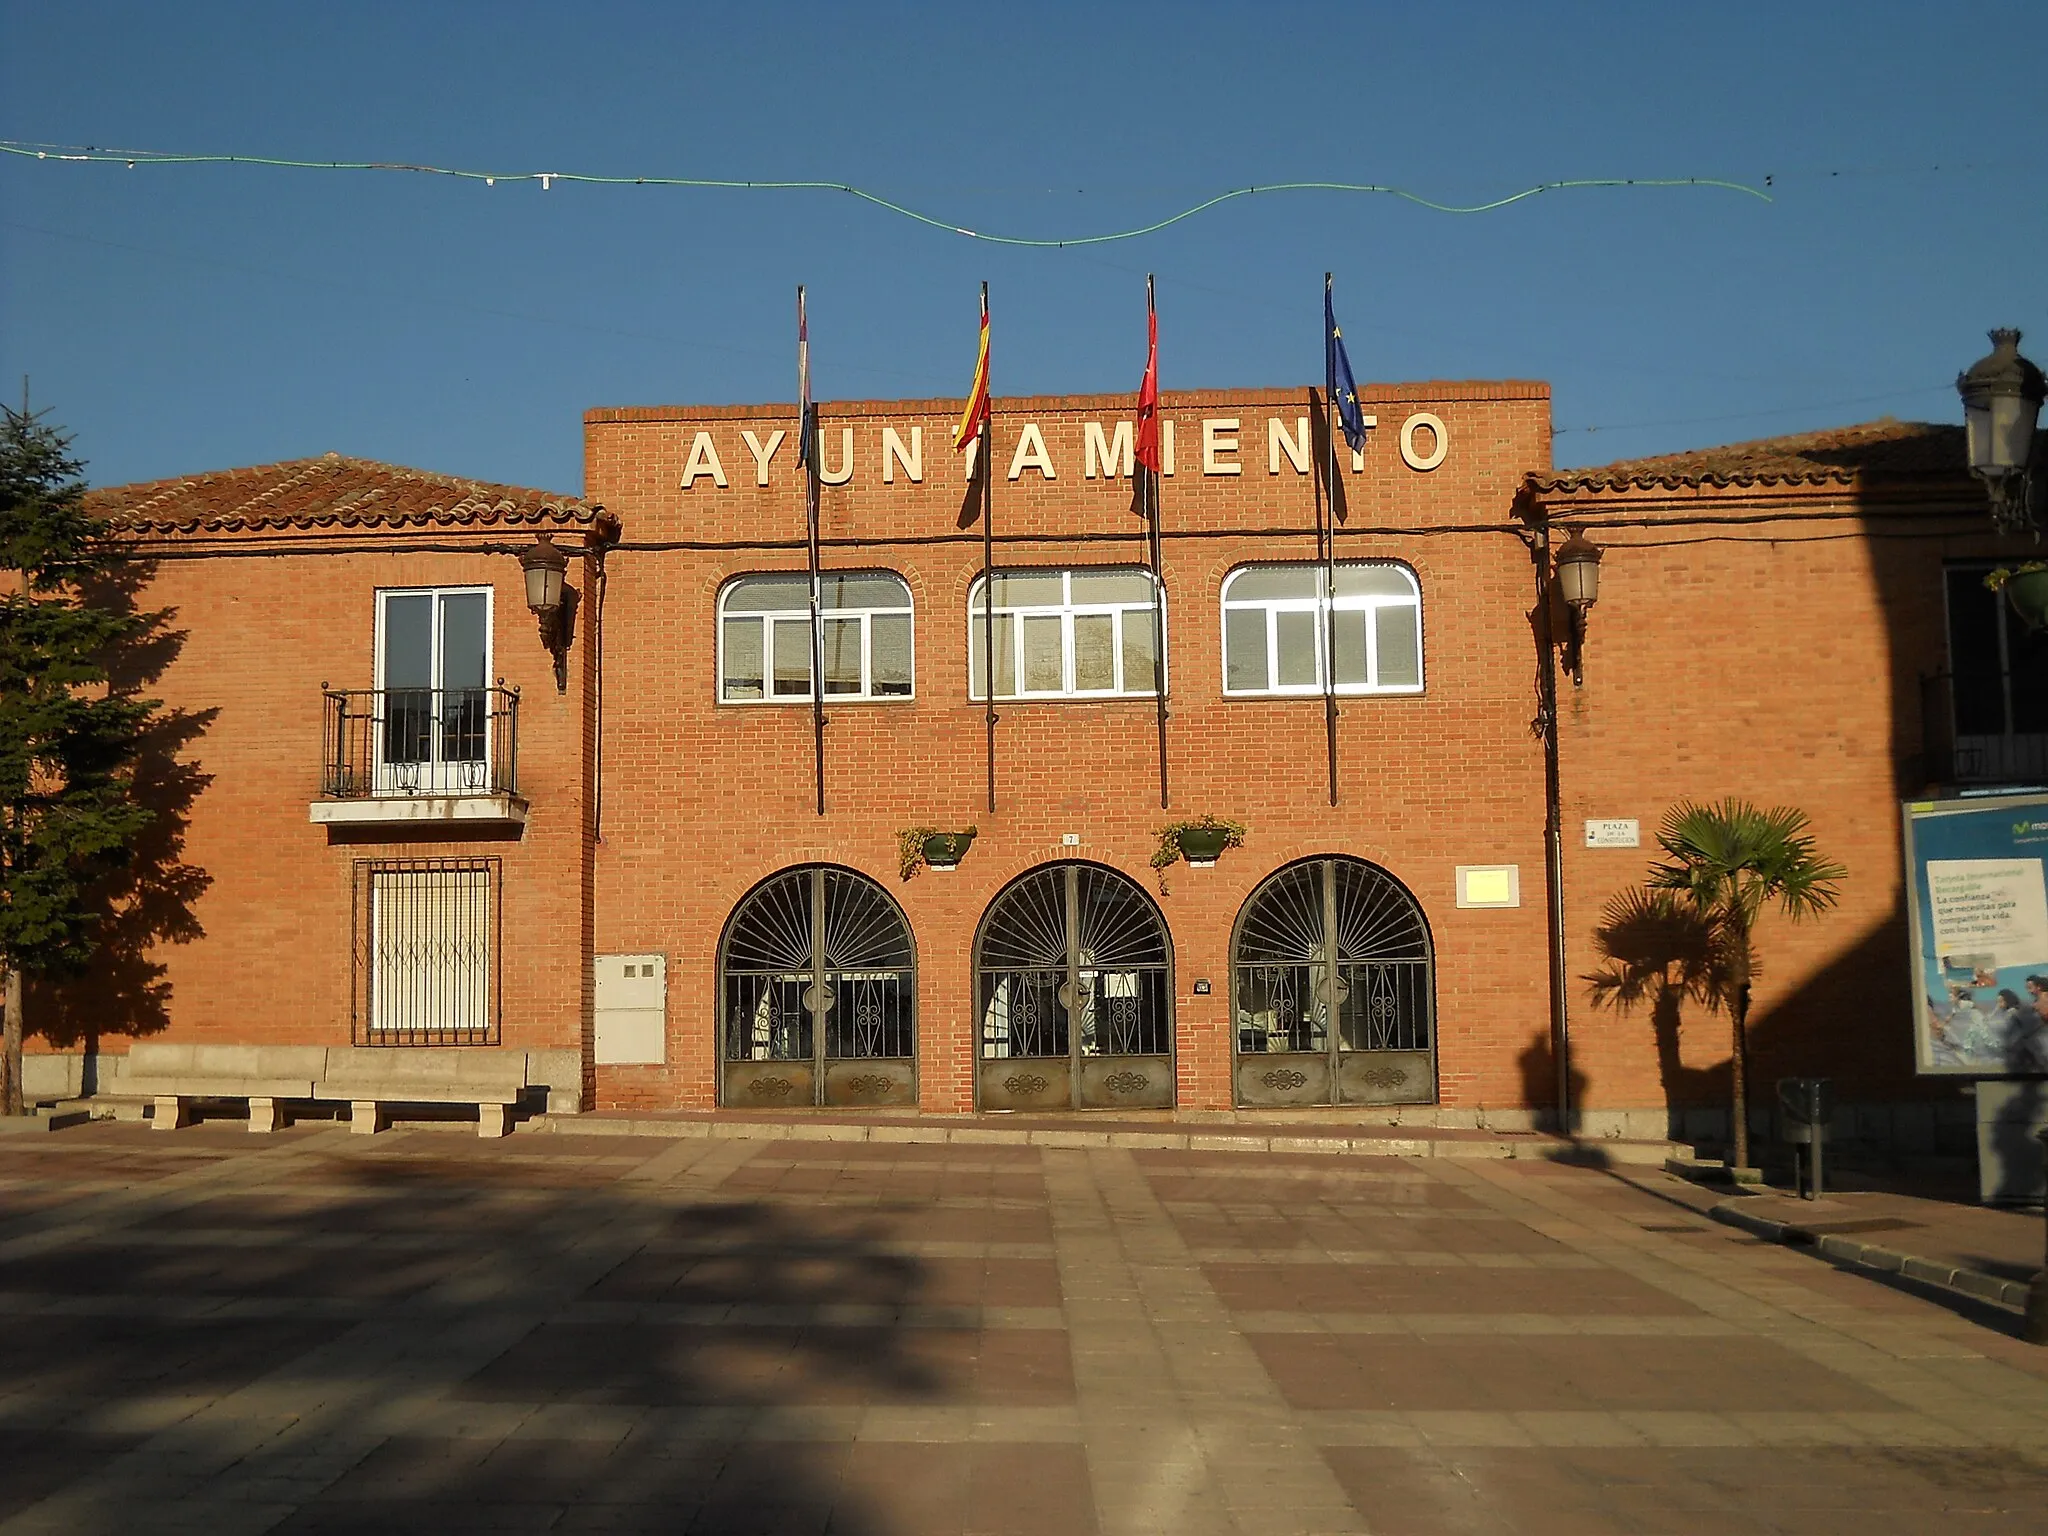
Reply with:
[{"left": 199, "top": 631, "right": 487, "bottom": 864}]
[{"left": 4, "top": 1, "right": 2047, "bottom": 494}]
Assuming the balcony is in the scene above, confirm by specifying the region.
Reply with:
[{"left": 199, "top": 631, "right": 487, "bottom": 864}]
[
  {"left": 309, "top": 687, "right": 527, "bottom": 828},
  {"left": 1921, "top": 670, "right": 2048, "bottom": 789}
]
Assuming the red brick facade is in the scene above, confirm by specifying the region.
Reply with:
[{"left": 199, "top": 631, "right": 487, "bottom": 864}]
[{"left": 37, "top": 404, "right": 2004, "bottom": 1141}]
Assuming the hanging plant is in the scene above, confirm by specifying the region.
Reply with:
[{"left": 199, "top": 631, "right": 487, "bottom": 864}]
[
  {"left": 1151, "top": 814, "right": 1246, "bottom": 870},
  {"left": 1986, "top": 561, "right": 2048, "bottom": 630},
  {"left": 898, "top": 825, "right": 977, "bottom": 880}
]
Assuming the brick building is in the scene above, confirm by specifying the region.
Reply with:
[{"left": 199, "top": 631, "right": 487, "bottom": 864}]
[{"left": 23, "top": 390, "right": 2014, "bottom": 1151}]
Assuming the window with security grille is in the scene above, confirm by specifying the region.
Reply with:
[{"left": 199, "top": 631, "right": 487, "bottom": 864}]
[
  {"left": 968, "top": 568, "right": 1164, "bottom": 700},
  {"left": 718, "top": 571, "right": 914, "bottom": 703},
  {"left": 352, "top": 859, "right": 500, "bottom": 1045},
  {"left": 1221, "top": 562, "right": 1422, "bottom": 696}
]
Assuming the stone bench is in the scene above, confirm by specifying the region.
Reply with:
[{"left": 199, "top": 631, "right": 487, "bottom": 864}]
[
  {"left": 107, "top": 1044, "right": 542, "bottom": 1137},
  {"left": 117, "top": 1043, "right": 330, "bottom": 1133},
  {"left": 318, "top": 1047, "right": 533, "bottom": 1138}
]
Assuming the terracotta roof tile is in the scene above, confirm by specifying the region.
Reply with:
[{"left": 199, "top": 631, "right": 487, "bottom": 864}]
[
  {"left": 85, "top": 453, "right": 598, "bottom": 537},
  {"left": 1534, "top": 418, "right": 1970, "bottom": 494}
]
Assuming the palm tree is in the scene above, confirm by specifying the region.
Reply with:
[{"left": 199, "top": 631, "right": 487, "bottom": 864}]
[{"left": 1645, "top": 800, "right": 1846, "bottom": 1170}]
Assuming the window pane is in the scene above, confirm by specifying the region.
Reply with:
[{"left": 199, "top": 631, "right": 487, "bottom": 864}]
[
  {"left": 438, "top": 593, "right": 488, "bottom": 690},
  {"left": 1121, "top": 610, "right": 1157, "bottom": 694},
  {"left": 871, "top": 614, "right": 912, "bottom": 696},
  {"left": 771, "top": 618, "right": 812, "bottom": 697},
  {"left": 727, "top": 574, "right": 810, "bottom": 612},
  {"left": 1073, "top": 613, "right": 1116, "bottom": 691},
  {"left": 821, "top": 615, "right": 862, "bottom": 696},
  {"left": 1069, "top": 569, "right": 1154, "bottom": 604},
  {"left": 971, "top": 613, "right": 1017, "bottom": 697},
  {"left": 722, "top": 618, "right": 765, "bottom": 700},
  {"left": 1334, "top": 564, "right": 1416, "bottom": 600},
  {"left": 1332, "top": 608, "right": 1368, "bottom": 687},
  {"left": 1376, "top": 604, "right": 1422, "bottom": 687},
  {"left": 1225, "top": 608, "right": 1269, "bottom": 691},
  {"left": 991, "top": 571, "right": 1065, "bottom": 607},
  {"left": 820, "top": 573, "right": 911, "bottom": 610},
  {"left": 1275, "top": 610, "right": 1319, "bottom": 688},
  {"left": 1021, "top": 615, "right": 1064, "bottom": 692},
  {"left": 381, "top": 594, "right": 434, "bottom": 690},
  {"left": 1225, "top": 565, "right": 1317, "bottom": 602}
]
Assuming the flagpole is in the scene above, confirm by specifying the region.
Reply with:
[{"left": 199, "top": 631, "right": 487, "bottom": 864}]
[
  {"left": 980, "top": 281, "right": 998, "bottom": 817},
  {"left": 1321, "top": 275, "right": 1341, "bottom": 807},
  {"left": 1145, "top": 275, "right": 1169, "bottom": 810},
  {"left": 801, "top": 285, "right": 826, "bottom": 817}
]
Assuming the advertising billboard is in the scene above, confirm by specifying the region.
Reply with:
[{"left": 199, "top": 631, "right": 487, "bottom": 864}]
[{"left": 1904, "top": 791, "right": 2048, "bottom": 1076}]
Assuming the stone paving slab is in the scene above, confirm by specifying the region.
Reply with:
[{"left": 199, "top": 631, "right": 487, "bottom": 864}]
[{"left": 2, "top": 1121, "right": 2046, "bottom": 1533}]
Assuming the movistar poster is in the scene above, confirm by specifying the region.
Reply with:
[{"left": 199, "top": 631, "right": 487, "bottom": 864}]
[{"left": 1904, "top": 792, "right": 2048, "bottom": 1076}]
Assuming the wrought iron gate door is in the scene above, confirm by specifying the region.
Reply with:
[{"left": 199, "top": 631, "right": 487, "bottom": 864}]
[
  {"left": 1232, "top": 857, "right": 1434, "bottom": 1107},
  {"left": 720, "top": 866, "right": 917, "bottom": 1109},
  {"left": 977, "top": 863, "right": 1174, "bottom": 1111}
]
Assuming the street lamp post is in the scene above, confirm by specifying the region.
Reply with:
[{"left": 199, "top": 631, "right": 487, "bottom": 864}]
[{"left": 1957, "top": 329, "right": 2048, "bottom": 535}]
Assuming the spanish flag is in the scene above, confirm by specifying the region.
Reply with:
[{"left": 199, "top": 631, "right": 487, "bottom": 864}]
[{"left": 953, "top": 294, "right": 991, "bottom": 453}]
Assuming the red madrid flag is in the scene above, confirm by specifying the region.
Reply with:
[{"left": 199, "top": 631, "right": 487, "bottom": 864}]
[{"left": 1134, "top": 289, "right": 1160, "bottom": 473}]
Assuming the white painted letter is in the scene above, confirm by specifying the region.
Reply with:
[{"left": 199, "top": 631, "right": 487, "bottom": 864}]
[
  {"left": 680, "top": 432, "right": 728, "bottom": 489},
  {"left": 1268, "top": 416, "right": 1310, "bottom": 476},
  {"left": 1007, "top": 423, "right": 1057, "bottom": 481},
  {"left": 1161, "top": 420, "right": 1175, "bottom": 477},
  {"left": 740, "top": 429, "right": 785, "bottom": 487},
  {"left": 1202, "top": 418, "right": 1241, "bottom": 476},
  {"left": 882, "top": 425, "right": 923, "bottom": 484},
  {"left": 818, "top": 426, "right": 854, "bottom": 486},
  {"left": 1400, "top": 412, "right": 1447, "bottom": 472},
  {"left": 1084, "top": 421, "right": 1133, "bottom": 479}
]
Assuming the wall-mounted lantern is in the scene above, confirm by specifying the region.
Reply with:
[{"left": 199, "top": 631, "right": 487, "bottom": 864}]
[
  {"left": 518, "top": 532, "right": 573, "bottom": 692},
  {"left": 1958, "top": 328, "right": 2047, "bottom": 536},
  {"left": 1552, "top": 527, "right": 1602, "bottom": 686}
]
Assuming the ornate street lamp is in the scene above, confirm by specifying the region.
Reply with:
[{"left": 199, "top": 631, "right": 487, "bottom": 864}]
[
  {"left": 1957, "top": 328, "right": 2047, "bottom": 535},
  {"left": 518, "top": 532, "right": 573, "bottom": 691},
  {"left": 1553, "top": 527, "right": 1603, "bottom": 686}
]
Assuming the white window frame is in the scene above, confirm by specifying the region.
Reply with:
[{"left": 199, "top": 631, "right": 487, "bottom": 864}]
[
  {"left": 372, "top": 586, "right": 495, "bottom": 794},
  {"left": 717, "top": 571, "right": 915, "bottom": 705},
  {"left": 967, "top": 567, "right": 1167, "bottom": 701},
  {"left": 1220, "top": 562, "right": 1424, "bottom": 697}
]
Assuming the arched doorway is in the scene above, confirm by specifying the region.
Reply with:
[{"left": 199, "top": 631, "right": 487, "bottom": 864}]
[
  {"left": 1231, "top": 857, "right": 1435, "bottom": 1107},
  {"left": 718, "top": 865, "right": 917, "bottom": 1108},
  {"left": 975, "top": 862, "right": 1173, "bottom": 1111}
]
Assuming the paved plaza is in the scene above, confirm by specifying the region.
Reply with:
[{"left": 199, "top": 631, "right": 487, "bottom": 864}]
[{"left": 3, "top": 1125, "right": 2048, "bottom": 1533}]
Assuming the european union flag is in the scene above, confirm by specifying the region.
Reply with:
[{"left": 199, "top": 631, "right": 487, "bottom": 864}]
[{"left": 1325, "top": 281, "right": 1367, "bottom": 454}]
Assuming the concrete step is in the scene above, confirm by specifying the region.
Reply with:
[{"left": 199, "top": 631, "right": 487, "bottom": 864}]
[{"left": 533, "top": 1109, "right": 1683, "bottom": 1164}]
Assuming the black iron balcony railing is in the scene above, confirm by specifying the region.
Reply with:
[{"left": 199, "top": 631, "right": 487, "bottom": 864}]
[
  {"left": 322, "top": 687, "right": 520, "bottom": 799},
  {"left": 1922, "top": 670, "right": 2048, "bottom": 786}
]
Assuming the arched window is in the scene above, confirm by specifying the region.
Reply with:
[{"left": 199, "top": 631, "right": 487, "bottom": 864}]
[
  {"left": 975, "top": 862, "right": 1173, "bottom": 1110},
  {"left": 718, "top": 865, "right": 916, "bottom": 1107},
  {"left": 1220, "top": 562, "right": 1422, "bottom": 696},
  {"left": 1231, "top": 856, "right": 1435, "bottom": 1107},
  {"left": 718, "top": 571, "right": 914, "bottom": 703},
  {"left": 968, "top": 568, "right": 1164, "bottom": 699}
]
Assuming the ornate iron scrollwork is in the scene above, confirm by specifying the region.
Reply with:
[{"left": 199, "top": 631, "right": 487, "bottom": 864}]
[
  {"left": 1260, "top": 1068, "right": 1308, "bottom": 1091},
  {"left": 1002, "top": 1072, "right": 1050, "bottom": 1097},
  {"left": 1102, "top": 1069, "right": 1149, "bottom": 1095},
  {"left": 1356, "top": 1064, "right": 1409, "bottom": 1090},
  {"left": 746, "top": 1075, "right": 796, "bottom": 1100},
  {"left": 844, "top": 1073, "right": 895, "bottom": 1097}
]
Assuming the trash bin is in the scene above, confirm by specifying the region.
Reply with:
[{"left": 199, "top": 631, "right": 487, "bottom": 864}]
[{"left": 1777, "top": 1077, "right": 1835, "bottom": 1199}]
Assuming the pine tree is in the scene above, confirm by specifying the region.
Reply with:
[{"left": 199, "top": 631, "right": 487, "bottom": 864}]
[{"left": 0, "top": 406, "right": 155, "bottom": 1114}]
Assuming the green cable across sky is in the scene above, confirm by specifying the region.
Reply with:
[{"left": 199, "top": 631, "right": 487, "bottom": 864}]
[{"left": 0, "top": 140, "right": 1771, "bottom": 249}]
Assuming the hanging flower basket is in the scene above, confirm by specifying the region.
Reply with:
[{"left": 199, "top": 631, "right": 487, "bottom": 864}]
[
  {"left": 899, "top": 826, "right": 976, "bottom": 879},
  {"left": 1989, "top": 564, "right": 2048, "bottom": 631},
  {"left": 1152, "top": 816, "right": 1246, "bottom": 870}
]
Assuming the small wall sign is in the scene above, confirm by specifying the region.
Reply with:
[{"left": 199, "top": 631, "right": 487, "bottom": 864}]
[
  {"left": 1455, "top": 865, "right": 1521, "bottom": 909},
  {"left": 1585, "top": 819, "right": 1640, "bottom": 849}
]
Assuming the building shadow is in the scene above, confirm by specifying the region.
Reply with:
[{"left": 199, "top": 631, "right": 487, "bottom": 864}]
[
  {"left": 25, "top": 561, "right": 213, "bottom": 1084},
  {"left": 1516, "top": 1027, "right": 1589, "bottom": 1136},
  {"left": 0, "top": 1135, "right": 972, "bottom": 1532}
]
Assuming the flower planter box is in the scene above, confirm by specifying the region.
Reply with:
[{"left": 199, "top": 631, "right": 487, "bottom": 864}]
[
  {"left": 1176, "top": 827, "right": 1232, "bottom": 867},
  {"left": 921, "top": 831, "right": 975, "bottom": 869},
  {"left": 2006, "top": 569, "right": 2048, "bottom": 631}
]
